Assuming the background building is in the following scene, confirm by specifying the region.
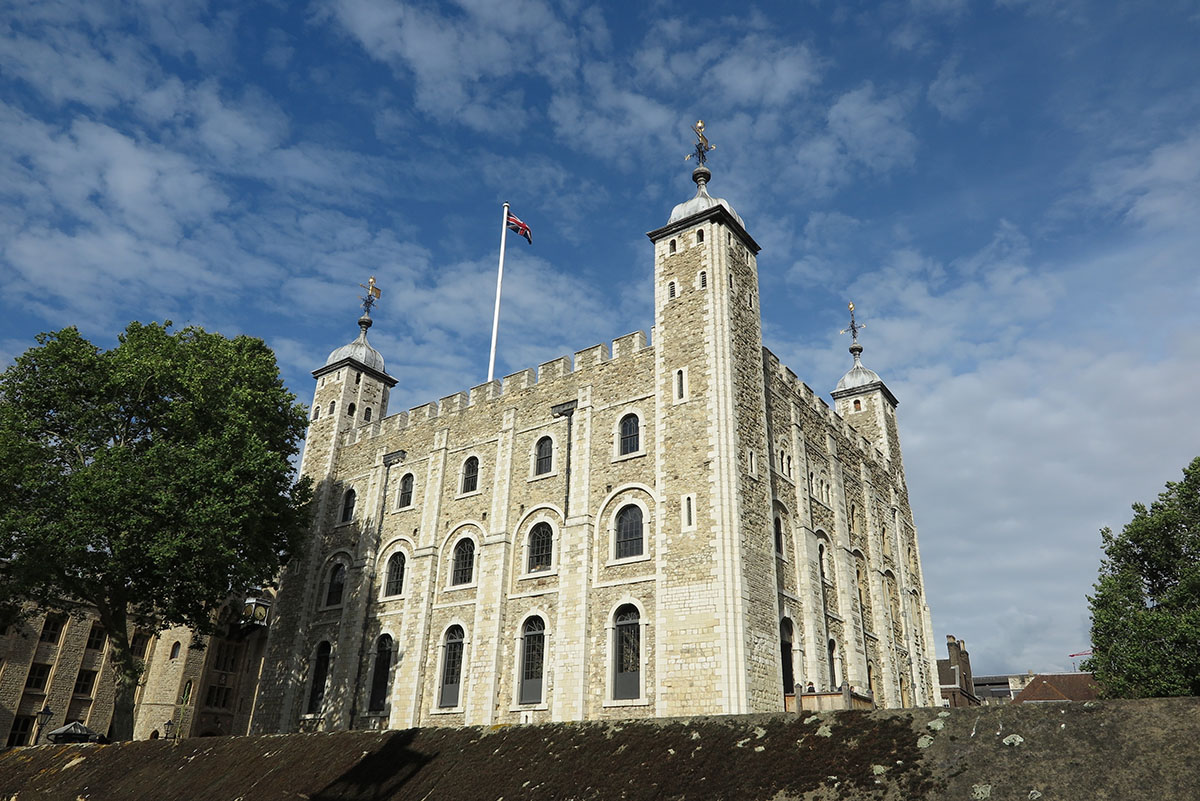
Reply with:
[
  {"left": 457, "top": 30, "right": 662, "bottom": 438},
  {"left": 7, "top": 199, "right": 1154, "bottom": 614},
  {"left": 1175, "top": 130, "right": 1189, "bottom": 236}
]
[{"left": 250, "top": 165, "right": 940, "bottom": 733}]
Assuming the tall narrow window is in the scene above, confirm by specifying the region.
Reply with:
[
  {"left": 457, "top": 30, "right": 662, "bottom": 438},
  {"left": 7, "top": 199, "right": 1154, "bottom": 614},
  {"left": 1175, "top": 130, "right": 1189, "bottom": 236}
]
[
  {"left": 170, "top": 641, "right": 181, "bottom": 659},
  {"left": 385, "top": 553, "right": 405, "bottom": 596},
  {"left": 439, "top": 626, "right": 465, "bottom": 708},
  {"left": 520, "top": 617, "right": 546, "bottom": 704},
  {"left": 368, "top": 634, "right": 393, "bottom": 712},
  {"left": 397, "top": 473, "right": 414, "bottom": 508},
  {"left": 699, "top": 270, "right": 707, "bottom": 288},
  {"left": 774, "top": 517, "right": 784, "bottom": 554},
  {"left": 619, "top": 414, "right": 639, "bottom": 455},
  {"left": 684, "top": 496, "right": 694, "bottom": 528},
  {"left": 527, "top": 523, "right": 553, "bottom": 573},
  {"left": 615, "top": 505, "right": 644, "bottom": 559},
  {"left": 364, "top": 407, "right": 372, "bottom": 422},
  {"left": 347, "top": 402, "right": 356, "bottom": 417},
  {"left": 461, "top": 457, "right": 479, "bottom": 493},
  {"left": 668, "top": 281, "right": 676, "bottom": 298},
  {"left": 780, "top": 619, "right": 795, "bottom": 696},
  {"left": 307, "top": 641, "right": 331, "bottom": 714},
  {"left": 341, "top": 489, "right": 356, "bottom": 523},
  {"left": 328, "top": 401, "right": 336, "bottom": 416},
  {"left": 613, "top": 605, "right": 641, "bottom": 700},
  {"left": 668, "top": 239, "right": 676, "bottom": 254},
  {"left": 534, "top": 437, "right": 553, "bottom": 475},
  {"left": 696, "top": 228, "right": 704, "bottom": 243},
  {"left": 325, "top": 562, "right": 346, "bottom": 607},
  {"left": 675, "top": 369, "right": 685, "bottom": 400},
  {"left": 452, "top": 539, "right": 475, "bottom": 585},
  {"left": 312, "top": 406, "right": 320, "bottom": 421},
  {"left": 827, "top": 639, "right": 838, "bottom": 689}
]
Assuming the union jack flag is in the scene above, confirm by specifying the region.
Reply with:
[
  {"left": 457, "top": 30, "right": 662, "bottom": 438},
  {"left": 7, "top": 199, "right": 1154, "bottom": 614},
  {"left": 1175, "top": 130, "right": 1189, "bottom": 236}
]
[{"left": 506, "top": 212, "right": 532, "bottom": 244}]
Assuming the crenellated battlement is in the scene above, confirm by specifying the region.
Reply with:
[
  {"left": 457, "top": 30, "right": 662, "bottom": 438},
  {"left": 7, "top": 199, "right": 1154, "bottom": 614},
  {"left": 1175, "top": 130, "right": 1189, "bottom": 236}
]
[{"left": 336, "top": 331, "right": 654, "bottom": 444}]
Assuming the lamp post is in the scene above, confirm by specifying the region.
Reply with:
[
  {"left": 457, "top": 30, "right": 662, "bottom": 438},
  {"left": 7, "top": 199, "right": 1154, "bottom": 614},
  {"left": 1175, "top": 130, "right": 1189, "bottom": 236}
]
[
  {"left": 163, "top": 719, "right": 174, "bottom": 741},
  {"left": 33, "top": 705, "right": 52, "bottom": 745}
]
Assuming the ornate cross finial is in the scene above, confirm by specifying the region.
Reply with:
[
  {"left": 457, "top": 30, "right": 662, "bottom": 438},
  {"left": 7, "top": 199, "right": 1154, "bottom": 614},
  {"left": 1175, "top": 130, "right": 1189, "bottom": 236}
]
[
  {"left": 359, "top": 276, "right": 381, "bottom": 316},
  {"left": 840, "top": 301, "right": 864, "bottom": 344},
  {"left": 684, "top": 120, "right": 716, "bottom": 165}
]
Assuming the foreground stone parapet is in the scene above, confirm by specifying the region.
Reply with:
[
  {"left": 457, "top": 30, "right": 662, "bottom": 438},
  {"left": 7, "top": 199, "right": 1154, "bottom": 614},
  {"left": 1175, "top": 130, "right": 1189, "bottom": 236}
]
[{"left": 0, "top": 698, "right": 1196, "bottom": 800}]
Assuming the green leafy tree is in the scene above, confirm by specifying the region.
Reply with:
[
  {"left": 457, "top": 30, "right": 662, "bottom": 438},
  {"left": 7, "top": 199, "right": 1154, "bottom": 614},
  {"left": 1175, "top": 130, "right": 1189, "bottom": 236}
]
[
  {"left": 1083, "top": 456, "right": 1200, "bottom": 697},
  {"left": 0, "top": 322, "right": 311, "bottom": 739}
]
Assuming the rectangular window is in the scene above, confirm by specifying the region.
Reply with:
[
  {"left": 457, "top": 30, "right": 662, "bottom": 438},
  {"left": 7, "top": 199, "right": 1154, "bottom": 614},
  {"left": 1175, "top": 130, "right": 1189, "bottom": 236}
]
[
  {"left": 73, "top": 669, "right": 97, "bottom": 697},
  {"left": 6, "top": 715, "right": 34, "bottom": 747},
  {"left": 439, "top": 641, "right": 464, "bottom": 708},
  {"left": 85, "top": 623, "right": 106, "bottom": 651},
  {"left": 40, "top": 615, "right": 65, "bottom": 644},
  {"left": 204, "top": 684, "right": 233, "bottom": 709},
  {"left": 25, "top": 663, "right": 51, "bottom": 692}
]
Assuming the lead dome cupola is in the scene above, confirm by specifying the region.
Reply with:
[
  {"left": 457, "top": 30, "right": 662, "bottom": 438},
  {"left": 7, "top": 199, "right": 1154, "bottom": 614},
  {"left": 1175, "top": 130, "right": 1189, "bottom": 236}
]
[
  {"left": 667, "top": 166, "right": 745, "bottom": 228},
  {"left": 324, "top": 314, "right": 385, "bottom": 373},
  {"left": 835, "top": 342, "right": 881, "bottom": 392}
]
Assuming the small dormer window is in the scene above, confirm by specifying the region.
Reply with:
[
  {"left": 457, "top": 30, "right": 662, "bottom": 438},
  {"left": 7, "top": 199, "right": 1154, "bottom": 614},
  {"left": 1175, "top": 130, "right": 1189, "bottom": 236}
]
[
  {"left": 696, "top": 229, "right": 704, "bottom": 243},
  {"left": 669, "top": 239, "right": 676, "bottom": 254}
]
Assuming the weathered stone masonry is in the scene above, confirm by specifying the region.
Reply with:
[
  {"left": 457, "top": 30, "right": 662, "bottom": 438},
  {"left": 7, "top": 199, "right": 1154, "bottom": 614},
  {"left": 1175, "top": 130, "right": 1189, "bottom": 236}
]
[{"left": 250, "top": 165, "right": 939, "bottom": 734}]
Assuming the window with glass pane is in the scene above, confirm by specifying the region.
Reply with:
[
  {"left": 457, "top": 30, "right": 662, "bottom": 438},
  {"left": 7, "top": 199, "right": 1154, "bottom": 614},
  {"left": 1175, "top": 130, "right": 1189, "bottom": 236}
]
[
  {"left": 534, "top": 437, "right": 553, "bottom": 475},
  {"left": 452, "top": 540, "right": 475, "bottom": 585},
  {"left": 439, "top": 626, "right": 465, "bottom": 708},
  {"left": 615, "top": 505, "right": 643, "bottom": 559},
  {"left": 461, "top": 457, "right": 479, "bottom": 493},
  {"left": 368, "top": 635, "right": 392, "bottom": 712},
  {"left": 307, "top": 641, "right": 331, "bottom": 714},
  {"left": 6, "top": 716, "right": 34, "bottom": 747},
  {"left": 74, "top": 669, "right": 97, "bottom": 697},
  {"left": 341, "top": 489, "right": 356, "bottom": 522},
  {"left": 397, "top": 473, "right": 414, "bottom": 507},
  {"left": 780, "top": 619, "right": 795, "bottom": 695},
  {"left": 613, "top": 605, "right": 640, "bottom": 700},
  {"left": 385, "top": 553, "right": 405, "bottom": 596},
  {"left": 619, "top": 414, "right": 639, "bottom": 455},
  {"left": 325, "top": 563, "right": 346, "bottom": 606},
  {"left": 527, "top": 523, "right": 553, "bottom": 573},
  {"left": 40, "top": 615, "right": 65, "bottom": 643},
  {"left": 520, "top": 617, "right": 545, "bottom": 704},
  {"left": 85, "top": 623, "right": 106, "bottom": 650},
  {"left": 25, "top": 663, "right": 51, "bottom": 691}
]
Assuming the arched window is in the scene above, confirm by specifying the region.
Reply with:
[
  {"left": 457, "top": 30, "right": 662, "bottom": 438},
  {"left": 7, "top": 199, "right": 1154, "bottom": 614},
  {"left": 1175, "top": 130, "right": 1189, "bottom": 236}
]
[
  {"left": 527, "top": 523, "right": 553, "bottom": 573},
  {"left": 397, "top": 473, "right": 414, "bottom": 508},
  {"left": 675, "top": 369, "right": 685, "bottom": 400},
  {"left": 853, "top": 399, "right": 862, "bottom": 411},
  {"left": 328, "top": 401, "right": 336, "bottom": 416},
  {"left": 312, "top": 406, "right": 320, "bottom": 421},
  {"left": 347, "top": 402, "right": 356, "bottom": 417},
  {"left": 774, "top": 517, "right": 784, "bottom": 554},
  {"left": 534, "top": 437, "right": 553, "bottom": 475},
  {"left": 452, "top": 539, "right": 475, "bottom": 585},
  {"left": 364, "top": 407, "right": 372, "bottom": 422},
  {"left": 696, "top": 228, "right": 704, "bottom": 243},
  {"left": 325, "top": 562, "right": 346, "bottom": 607},
  {"left": 307, "top": 641, "right": 331, "bottom": 714},
  {"left": 668, "top": 239, "right": 676, "bottom": 254},
  {"left": 780, "top": 619, "right": 795, "bottom": 696},
  {"left": 439, "top": 625, "right": 465, "bottom": 708},
  {"left": 699, "top": 270, "right": 707, "bottom": 288},
  {"left": 684, "top": 495, "right": 693, "bottom": 528},
  {"left": 519, "top": 616, "right": 546, "bottom": 704},
  {"left": 340, "top": 489, "right": 356, "bottom": 523},
  {"left": 355, "top": 371, "right": 361, "bottom": 385},
  {"left": 613, "top": 605, "right": 640, "bottom": 700},
  {"left": 668, "top": 281, "right": 676, "bottom": 298},
  {"left": 618, "top": 414, "right": 639, "bottom": 455},
  {"left": 461, "top": 457, "right": 479, "bottom": 493},
  {"left": 615, "top": 504, "right": 644, "bottom": 559},
  {"left": 169, "top": 641, "right": 181, "bottom": 660},
  {"left": 385, "top": 553, "right": 405, "bottom": 596},
  {"left": 368, "top": 634, "right": 393, "bottom": 712}
]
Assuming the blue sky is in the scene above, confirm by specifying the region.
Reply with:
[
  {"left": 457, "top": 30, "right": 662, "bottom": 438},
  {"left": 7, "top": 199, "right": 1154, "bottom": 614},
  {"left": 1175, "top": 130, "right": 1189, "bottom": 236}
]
[{"left": 2, "top": 0, "right": 1198, "bottom": 677}]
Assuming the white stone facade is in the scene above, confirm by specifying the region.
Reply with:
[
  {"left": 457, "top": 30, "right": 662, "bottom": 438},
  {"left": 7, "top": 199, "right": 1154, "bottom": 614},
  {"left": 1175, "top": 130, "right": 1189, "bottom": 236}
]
[{"left": 250, "top": 171, "right": 939, "bottom": 733}]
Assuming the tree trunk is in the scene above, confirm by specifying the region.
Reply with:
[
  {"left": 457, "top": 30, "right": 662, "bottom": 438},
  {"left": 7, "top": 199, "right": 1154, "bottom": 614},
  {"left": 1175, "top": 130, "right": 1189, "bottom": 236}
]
[{"left": 100, "top": 605, "right": 142, "bottom": 741}]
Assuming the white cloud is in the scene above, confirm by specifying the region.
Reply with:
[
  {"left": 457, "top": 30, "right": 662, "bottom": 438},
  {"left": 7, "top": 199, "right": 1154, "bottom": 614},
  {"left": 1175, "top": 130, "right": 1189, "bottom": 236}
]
[
  {"left": 927, "top": 55, "right": 982, "bottom": 121},
  {"left": 828, "top": 83, "right": 918, "bottom": 173}
]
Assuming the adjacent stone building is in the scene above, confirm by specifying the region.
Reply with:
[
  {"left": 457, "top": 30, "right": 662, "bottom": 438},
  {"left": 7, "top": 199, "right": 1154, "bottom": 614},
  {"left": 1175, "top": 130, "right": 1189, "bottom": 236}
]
[{"left": 249, "top": 165, "right": 939, "bottom": 733}]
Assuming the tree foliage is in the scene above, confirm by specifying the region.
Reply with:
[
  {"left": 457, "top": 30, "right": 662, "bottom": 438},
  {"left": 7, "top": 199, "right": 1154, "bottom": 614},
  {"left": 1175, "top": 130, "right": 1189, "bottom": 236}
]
[
  {"left": 1083, "top": 456, "right": 1200, "bottom": 698},
  {"left": 0, "top": 322, "right": 311, "bottom": 738}
]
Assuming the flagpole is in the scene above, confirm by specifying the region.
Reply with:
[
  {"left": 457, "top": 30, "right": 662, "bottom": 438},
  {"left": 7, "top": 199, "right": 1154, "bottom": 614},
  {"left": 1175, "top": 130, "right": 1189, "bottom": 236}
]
[{"left": 487, "top": 201, "right": 509, "bottom": 383}]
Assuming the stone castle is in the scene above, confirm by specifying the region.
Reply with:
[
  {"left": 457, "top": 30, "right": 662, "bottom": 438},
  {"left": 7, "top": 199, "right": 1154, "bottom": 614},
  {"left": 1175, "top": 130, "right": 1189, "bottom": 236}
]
[
  {"left": 249, "top": 164, "right": 938, "bottom": 732},
  {"left": 1, "top": 163, "right": 937, "bottom": 746}
]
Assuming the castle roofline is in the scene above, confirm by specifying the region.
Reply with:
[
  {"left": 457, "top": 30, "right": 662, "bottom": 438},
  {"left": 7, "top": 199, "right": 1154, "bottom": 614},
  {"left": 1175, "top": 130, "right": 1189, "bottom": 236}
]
[
  {"left": 831, "top": 380, "right": 899, "bottom": 408},
  {"left": 646, "top": 202, "right": 760, "bottom": 253},
  {"left": 313, "top": 357, "right": 397, "bottom": 388}
]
